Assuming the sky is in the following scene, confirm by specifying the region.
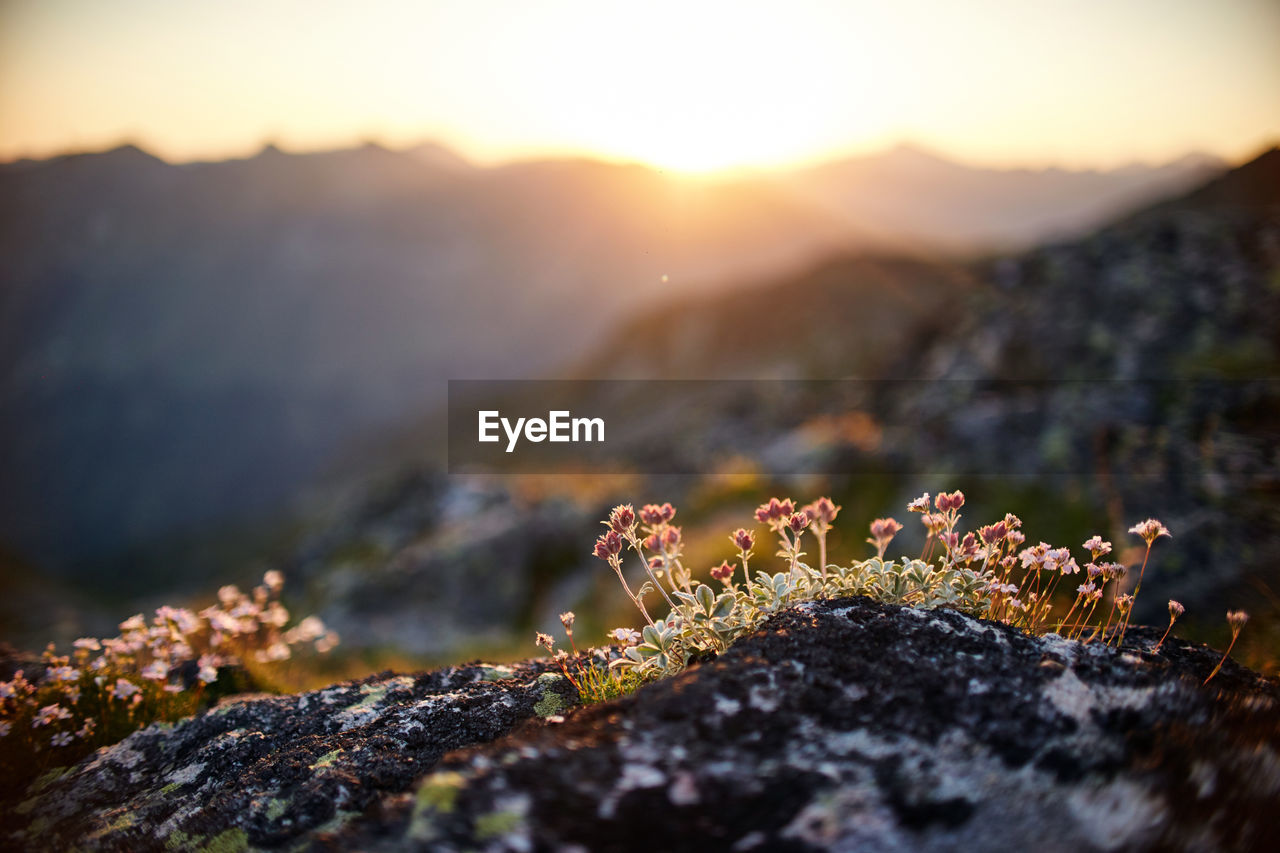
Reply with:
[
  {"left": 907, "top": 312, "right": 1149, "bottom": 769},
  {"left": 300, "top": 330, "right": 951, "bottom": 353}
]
[{"left": 1, "top": 0, "right": 1278, "bottom": 173}]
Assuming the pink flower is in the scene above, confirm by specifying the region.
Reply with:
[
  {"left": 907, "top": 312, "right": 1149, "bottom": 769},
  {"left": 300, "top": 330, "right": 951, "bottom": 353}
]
[
  {"left": 730, "top": 528, "right": 755, "bottom": 552},
  {"left": 32, "top": 704, "right": 72, "bottom": 727},
  {"left": 935, "top": 491, "right": 965, "bottom": 513},
  {"left": 1128, "top": 519, "right": 1171, "bottom": 546},
  {"left": 593, "top": 531, "right": 623, "bottom": 560},
  {"left": 140, "top": 662, "right": 168, "bottom": 682},
  {"left": 867, "top": 517, "right": 904, "bottom": 557},
  {"left": 805, "top": 497, "right": 840, "bottom": 526},
  {"left": 1082, "top": 536, "right": 1112, "bottom": 557},
  {"left": 609, "top": 505, "right": 636, "bottom": 533},
  {"left": 787, "top": 513, "right": 810, "bottom": 534},
  {"left": 709, "top": 561, "right": 735, "bottom": 582},
  {"left": 907, "top": 493, "right": 930, "bottom": 513}
]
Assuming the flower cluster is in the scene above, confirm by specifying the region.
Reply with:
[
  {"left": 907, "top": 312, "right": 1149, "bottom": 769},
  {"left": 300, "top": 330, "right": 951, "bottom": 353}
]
[
  {"left": 562, "top": 490, "right": 1240, "bottom": 688},
  {"left": 0, "top": 571, "right": 336, "bottom": 791}
]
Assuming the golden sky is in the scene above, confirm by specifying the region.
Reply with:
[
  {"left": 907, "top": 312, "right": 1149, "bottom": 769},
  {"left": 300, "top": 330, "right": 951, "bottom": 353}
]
[{"left": 1, "top": 0, "right": 1278, "bottom": 172}]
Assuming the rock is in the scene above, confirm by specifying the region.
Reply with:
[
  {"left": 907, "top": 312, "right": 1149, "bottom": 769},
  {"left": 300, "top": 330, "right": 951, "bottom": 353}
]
[
  {"left": 5, "top": 597, "right": 1277, "bottom": 851},
  {"left": 1, "top": 660, "right": 576, "bottom": 851}
]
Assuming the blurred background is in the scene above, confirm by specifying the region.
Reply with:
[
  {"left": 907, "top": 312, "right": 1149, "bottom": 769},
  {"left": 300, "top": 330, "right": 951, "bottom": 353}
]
[{"left": 1, "top": 0, "right": 1277, "bottom": 677}]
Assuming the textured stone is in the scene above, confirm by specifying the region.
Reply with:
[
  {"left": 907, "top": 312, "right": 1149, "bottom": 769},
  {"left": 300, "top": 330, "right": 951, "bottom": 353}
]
[{"left": 4, "top": 598, "right": 1276, "bottom": 852}]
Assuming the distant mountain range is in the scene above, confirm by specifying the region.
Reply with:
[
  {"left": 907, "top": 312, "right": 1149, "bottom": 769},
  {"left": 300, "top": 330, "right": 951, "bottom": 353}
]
[{"left": 0, "top": 140, "right": 1229, "bottom": 579}]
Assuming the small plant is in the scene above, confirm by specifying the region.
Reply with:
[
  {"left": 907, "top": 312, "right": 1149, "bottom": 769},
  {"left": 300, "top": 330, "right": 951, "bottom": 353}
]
[
  {"left": 534, "top": 618, "right": 645, "bottom": 705},
  {"left": 534, "top": 489, "right": 1246, "bottom": 692},
  {"left": 1204, "top": 610, "right": 1250, "bottom": 685},
  {"left": 0, "top": 571, "right": 337, "bottom": 794}
]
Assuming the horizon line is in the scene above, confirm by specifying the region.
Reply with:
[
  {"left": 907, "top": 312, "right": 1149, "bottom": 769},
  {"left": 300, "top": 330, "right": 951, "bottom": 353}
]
[{"left": 4, "top": 135, "right": 1267, "bottom": 179}]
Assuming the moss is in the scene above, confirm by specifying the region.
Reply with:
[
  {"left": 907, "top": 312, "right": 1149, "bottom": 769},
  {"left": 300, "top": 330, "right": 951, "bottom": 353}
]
[
  {"left": 533, "top": 672, "right": 568, "bottom": 717},
  {"left": 310, "top": 749, "right": 343, "bottom": 769},
  {"left": 415, "top": 771, "right": 466, "bottom": 815},
  {"left": 29, "top": 766, "right": 70, "bottom": 794},
  {"left": 265, "top": 798, "right": 288, "bottom": 820},
  {"left": 408, "top": 771, "right": 467, "bottom": 842},
  {"left": 160, "top": 782, "right": 181, "bottom": 795},
  {"left": 474, "top": 810, "right": 522, "bottom": 841},
  {"left": 164, "top": 830, "right": 205, "bottom": 851},
  {"left": 201, "top": 828, "right": 250, "bottom": 853}
]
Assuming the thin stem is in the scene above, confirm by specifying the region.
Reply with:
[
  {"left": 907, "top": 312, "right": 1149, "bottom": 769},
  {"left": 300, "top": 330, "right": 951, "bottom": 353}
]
[
  {"left": 632, "top": 541, "right": 677, "bottom": 612},
  {"left": 1115, "top": 544, "right": 1152, "bottom": 647},
  {"left": 1152, "top": 619, "right": 1175, "bottom": 653},
  {"left": 1203, "top": 633, "right": 1240, "bottom": 685}
]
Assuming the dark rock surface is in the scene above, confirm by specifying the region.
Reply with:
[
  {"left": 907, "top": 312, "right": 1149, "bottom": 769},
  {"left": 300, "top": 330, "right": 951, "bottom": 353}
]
[{"left": 6, "top": 598, "right": 1278, "bottom": 852}]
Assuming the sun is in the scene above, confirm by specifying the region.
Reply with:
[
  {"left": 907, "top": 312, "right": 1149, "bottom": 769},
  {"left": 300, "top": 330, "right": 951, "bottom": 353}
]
[{"left": 452, "top": 0, "right": 898, "bottom": 175}]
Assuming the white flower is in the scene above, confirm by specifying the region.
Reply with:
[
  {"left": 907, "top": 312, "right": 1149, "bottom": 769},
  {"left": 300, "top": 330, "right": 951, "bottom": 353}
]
[
  {"left": 112, "top": 679, "right": 140, "bottom": 700},
  {"left": 32, "top": 704, "right": 72, "bottom": 727}
]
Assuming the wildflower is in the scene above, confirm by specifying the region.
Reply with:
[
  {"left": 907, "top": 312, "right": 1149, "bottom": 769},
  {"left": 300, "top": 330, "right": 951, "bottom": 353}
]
[
  {"left": 218, "top": 585, "right": 241, "bottom": 606},
  {"left": 787, "top": 513, "right": 810, "bottom": 534},
  {"left": 1128, "top": 519, "right": 1171, "bottom": 546},
  {"left": 663, "top": 526, "right": 682, "bottom": 548},
  {"left": 978, "top": 521, "right": 1008, "bottom": 545},
  {"left": 1115, "top": 594, "right": 1133, "bottom": 614},
  {"left": 1003, "top": 513, "right": 1022, "bottom": 530},
  {"left": 1006, "top": 530, "right": 1026, "bottom": 546},
  {"left": 867, "top": 518, "right": 903, "bottom": 558},
  {"left": 639, "top": 503, "right": 676, "bottom": 525},
  {"left": 935, "top": 491, "right": 965, "bottom": 512},
  {"left": 1083, "top": 536, "right": 1112, "bottom": 558},
  {"left": 710, "top": 561, "right": 734, "bottom": 582},
  {"left": 920, "top": 513, "right": 947, "bottom": 535},
  {"left": 755, "top": 498, "right": 795, "bottom": 527},
  {"left": 805, "top": 497, "right": 840, "bottom": 526},
  {"left": 0, "top": 680, "right": 16, "bottom": 699},
  {"left": 730, "top": 528, "right": 755, "bottom": 552},
  {"left": 112, "top": 679, "right": 140, "bottom": 700},
  {"left": 141, "top": 662, "right": 168, "bottom": 681},
  {"left": 610, "top": 628, "right": 641, "bottom": 646},
  {"left": 0, "top": 721, "right": 10, "bottom": 737},
  {"left": 73, "top": 638, "right": 101, "bottom": 652},
  {"left": 1205, "top": 610, "right": 1250, "bottom": 684},
  {"left": 46, "top": 665, "right": 80, "bottom": 682},
  {"left": 1085, "top": 562, "right": 1102, "bottom": 579},
  {"left": 254, "top": 642, "right": 290, "bottom": 663},
  {"left": 1019, "top": 543, "right": 1050, "bottom": 570},
  {"left": 263, "top": 569, "right": 284, "bottom": 592},
  {"left": 315, "top": 632, "right": 340, "bottom": 654},
  {"left": 77, "top": 719, "right": 96, "bottom": 738},
  {"left": 1154, "top": 600, "right": 1185, "bottom": 652},
  {"left": 907, "top": 493, "right": 930, "bottom": 513},
  {"left": 50, "top": 732, "right": 74, "bottom": 748},
  {"left": 1077, "top": 582, "right": 1096, "bottom": 596},
  {"left": 32, "top": 704, "right": 73, "bottom": 727},
  {"left": 609, "top": 504, "right": 636, "bottom": 533},
  {"left": 535, "top": 632, "right": 555, "bottom": 653},
  {"left": 198, "top": 662, "right": 219, "bottom": 685},
  {"left": 593, "top": 531, "right": 622, "bottom": 560},
  {"left": 119, "top": 614, "right": 146, "bottom": 633}
]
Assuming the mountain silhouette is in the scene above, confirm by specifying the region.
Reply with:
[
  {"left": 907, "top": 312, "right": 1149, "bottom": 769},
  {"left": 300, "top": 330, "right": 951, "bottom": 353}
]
[{"left": 0, "top": 141, "right": 1229, "bottom": 579}]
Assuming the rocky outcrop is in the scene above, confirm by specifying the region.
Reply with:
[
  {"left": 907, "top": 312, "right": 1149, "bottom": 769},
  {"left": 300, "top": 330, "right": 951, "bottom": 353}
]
[{"left": 5, "top": 598, "right": 1278, "bottom": 852}]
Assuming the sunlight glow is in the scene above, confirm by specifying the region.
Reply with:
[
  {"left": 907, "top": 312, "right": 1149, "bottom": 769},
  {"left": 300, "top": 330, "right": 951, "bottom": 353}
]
[{"left": 0, "top": 0, "right": 1277, "bottom": 170}]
